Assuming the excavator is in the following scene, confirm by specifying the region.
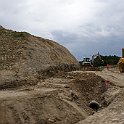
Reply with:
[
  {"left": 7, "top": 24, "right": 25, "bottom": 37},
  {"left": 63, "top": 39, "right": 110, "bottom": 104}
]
[
  {"left": 80, "top": 53, "right": 103, "bottom": 71},
  {"left": 91, "top": 52, "right": 104, "bottom": 66},
  {"left": 118, "top": 48, "right": 124, "bottom": 73}
]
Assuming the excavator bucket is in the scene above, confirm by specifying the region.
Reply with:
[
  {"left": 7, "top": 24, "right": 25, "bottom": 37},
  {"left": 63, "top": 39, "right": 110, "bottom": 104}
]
[{"left": 118, "top": 48, "right": 124, "bottom": 73}]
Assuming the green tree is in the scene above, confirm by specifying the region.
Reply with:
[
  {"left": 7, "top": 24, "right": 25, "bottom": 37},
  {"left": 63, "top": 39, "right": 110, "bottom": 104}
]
[{"left": 93, "top": 55, "right": 119, "bottom": 67}]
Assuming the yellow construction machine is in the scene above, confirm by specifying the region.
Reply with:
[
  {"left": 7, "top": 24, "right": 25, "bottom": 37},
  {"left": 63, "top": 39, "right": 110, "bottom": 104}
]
[{"left": 118, "top": 48, "right": 124, "bottom": 73}]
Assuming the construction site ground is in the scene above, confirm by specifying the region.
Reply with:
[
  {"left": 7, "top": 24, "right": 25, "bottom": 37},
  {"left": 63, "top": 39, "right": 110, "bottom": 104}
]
[
  {"left": 77, "top": 68, "right": 124, "bottom": 124},
  {"left": 0, "top": 67, "right": 124, "bottom": 124}
]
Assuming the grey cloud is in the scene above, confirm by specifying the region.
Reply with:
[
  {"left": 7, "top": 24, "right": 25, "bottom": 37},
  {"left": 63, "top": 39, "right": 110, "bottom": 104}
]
[
  {"left": 0, "top": 0, "right": 124, "bottom": 59},
  {"left": 53, "top": 30, "right": 124, "bottom": 60}
]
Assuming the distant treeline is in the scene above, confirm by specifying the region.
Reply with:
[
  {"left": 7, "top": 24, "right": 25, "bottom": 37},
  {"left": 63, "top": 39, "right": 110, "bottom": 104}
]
[{"left": 93, "top": 55, "right": 120, "bottom": 67}]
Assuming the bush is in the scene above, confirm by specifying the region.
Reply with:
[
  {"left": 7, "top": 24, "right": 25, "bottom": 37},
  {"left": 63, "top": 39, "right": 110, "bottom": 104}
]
[{"left": 13, "top": 32, "right": 29, "bottom": 39}]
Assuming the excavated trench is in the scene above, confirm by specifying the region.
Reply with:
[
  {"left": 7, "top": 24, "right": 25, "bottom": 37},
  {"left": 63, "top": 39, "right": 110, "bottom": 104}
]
[
  {"left": 50, "top": 71, "right": 113, "bottom": 121},
  {"left": 67, "top": 74, "right": 108, "bottom": 112},
  {"left": 0, "top": 71, "right": 118, "bottom": 124}
]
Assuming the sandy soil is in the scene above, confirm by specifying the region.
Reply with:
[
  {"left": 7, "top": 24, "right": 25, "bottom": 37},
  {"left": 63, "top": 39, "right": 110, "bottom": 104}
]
[
  {"left": 77, "top": 68, "right": 124, "bottom": 124},
  {"left": 0, "top": 71, "right": 106, "bottom": 124},
  {"left": 0, "top": 68, "right": 124, "bottom": 124}
]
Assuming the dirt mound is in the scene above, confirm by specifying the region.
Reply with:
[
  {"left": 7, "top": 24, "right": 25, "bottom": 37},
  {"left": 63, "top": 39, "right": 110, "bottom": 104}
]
[
  {"left": 0, "top": 27, "right": 78, "bottom": 72},
  {"left": 0, "top": 26, "right": 79, "bottom": 88},
  {"left": 0, "top": 90, "right": 83, "bottom": 124}
]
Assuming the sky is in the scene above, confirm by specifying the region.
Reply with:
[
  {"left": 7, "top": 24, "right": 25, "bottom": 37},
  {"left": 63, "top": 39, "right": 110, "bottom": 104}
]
[{"left": 0, "top": 0, "right": 124, "bottom": 60}]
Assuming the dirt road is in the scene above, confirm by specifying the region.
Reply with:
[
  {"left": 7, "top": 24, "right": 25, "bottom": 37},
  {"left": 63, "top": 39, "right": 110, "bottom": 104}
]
[{"left": 95, "top": 69, "right": 124, "bottom": 87}]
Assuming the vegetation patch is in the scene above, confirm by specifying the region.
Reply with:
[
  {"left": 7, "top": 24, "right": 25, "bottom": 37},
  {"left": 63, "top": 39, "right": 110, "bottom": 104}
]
[{"left": 13, "top": 31, "right": 29, "bottom": 40}]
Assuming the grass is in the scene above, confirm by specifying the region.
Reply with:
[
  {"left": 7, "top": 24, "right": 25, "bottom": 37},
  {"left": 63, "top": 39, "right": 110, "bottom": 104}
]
[{"left": 13, "top": 31, "right": 29, "bottom": 40}]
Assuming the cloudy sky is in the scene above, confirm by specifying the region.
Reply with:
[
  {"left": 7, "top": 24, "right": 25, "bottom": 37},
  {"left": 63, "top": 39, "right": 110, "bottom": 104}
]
[{"left": 0, "top": 0, "right": 124, "bottom": 60}]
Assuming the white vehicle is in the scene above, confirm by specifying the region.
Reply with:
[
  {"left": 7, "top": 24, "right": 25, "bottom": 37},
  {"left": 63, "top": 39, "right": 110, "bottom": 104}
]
[{"left": 82, "top": 58, "right": 92, "bottom": 66}]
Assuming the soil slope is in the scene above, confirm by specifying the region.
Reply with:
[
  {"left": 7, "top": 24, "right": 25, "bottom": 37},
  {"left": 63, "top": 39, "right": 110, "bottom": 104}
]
[
  {"left": 0, "top": 26, "right": 79, "bottom": 88},
  {"left": 0, "top": 26, "right": 78, "bottom": 73}
]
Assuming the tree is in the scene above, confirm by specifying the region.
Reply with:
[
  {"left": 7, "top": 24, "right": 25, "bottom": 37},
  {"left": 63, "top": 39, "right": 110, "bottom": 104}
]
[{"left": 93, "top": 55, "right": 119, "bottom": 67}]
